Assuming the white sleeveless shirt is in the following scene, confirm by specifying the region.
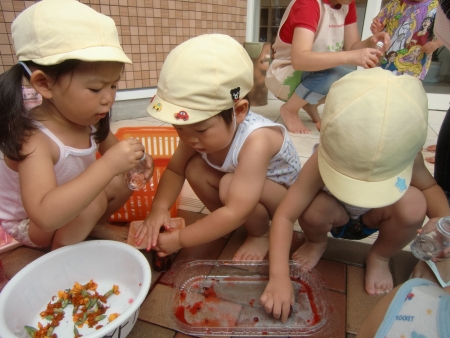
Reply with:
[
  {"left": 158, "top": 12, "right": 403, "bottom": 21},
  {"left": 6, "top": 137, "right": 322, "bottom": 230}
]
[
  {"left": 200, "top": 111, "right": 301, "bottom": 187},
  {"left": 0, "top": 122, "right": 97, "bottom": 227}
]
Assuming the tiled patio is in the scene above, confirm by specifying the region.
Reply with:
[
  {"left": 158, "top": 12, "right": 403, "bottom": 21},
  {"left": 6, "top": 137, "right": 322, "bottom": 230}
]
[{"left": 0, "top": 97, "right": 445, "bottom": 337}]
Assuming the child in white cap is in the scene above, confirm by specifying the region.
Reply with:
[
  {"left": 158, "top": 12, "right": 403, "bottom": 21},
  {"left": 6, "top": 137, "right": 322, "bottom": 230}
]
[
  {"left": 136, "top": 34, "right": 301, "bottom": 260},
  {"left": 0, "top": 0, "right": 153, "bottom": 250},
  {"left": 260, "top": 67, "right": 450, "bottom": 322}
]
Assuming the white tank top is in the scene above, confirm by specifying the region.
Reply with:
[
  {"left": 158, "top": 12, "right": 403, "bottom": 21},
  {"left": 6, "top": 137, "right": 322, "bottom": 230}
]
[
  {"left": 0, "top": 122, "right": 97, "bottom": 224},
  {"left": 200, "top": 111, "right": 301, "bottom": 187}
]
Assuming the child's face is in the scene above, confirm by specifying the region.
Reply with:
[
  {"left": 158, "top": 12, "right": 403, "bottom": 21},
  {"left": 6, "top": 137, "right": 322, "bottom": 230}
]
[
  {"left": 174, "top": 115, "right": 235, "bottom": 154},
  {"left": 48, "top": 62, "right": 122, "bottom": 126}
]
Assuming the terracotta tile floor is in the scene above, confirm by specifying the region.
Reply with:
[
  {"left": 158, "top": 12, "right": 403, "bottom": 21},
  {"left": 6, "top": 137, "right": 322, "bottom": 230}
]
[{"left": 0, "top": 97, "right": 445, "bottom": 337}]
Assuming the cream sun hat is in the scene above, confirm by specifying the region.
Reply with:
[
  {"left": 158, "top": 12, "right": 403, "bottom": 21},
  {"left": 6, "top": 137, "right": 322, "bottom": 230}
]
[
  {"left": 147, "top": 34, "right": 254, "bottom": 125},
  {"left": 12, "top": 0, "right": 131, "bottom": 65},
  {"left": 318, "top": 68, "right": 428, "bottom": 208}
]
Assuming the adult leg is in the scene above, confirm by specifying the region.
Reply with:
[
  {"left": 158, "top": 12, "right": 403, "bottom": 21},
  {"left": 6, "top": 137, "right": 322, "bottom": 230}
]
[
  {"left": 362, "top": 186, "right": 426, "bottom": 294},
  {"left": 293, "top": 191, "right": 349, "bottom": 269}
]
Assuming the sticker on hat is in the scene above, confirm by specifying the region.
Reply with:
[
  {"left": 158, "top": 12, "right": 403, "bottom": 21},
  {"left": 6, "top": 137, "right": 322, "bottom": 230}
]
[
  {"left": 152, "top": 102, "right": 162, "bottom": 111},
  {"left": 395, "top": 177, "right": 407, "bottom": 193},
  {"left": 174, "top": 111, "right": 189, "bottom": 121},
  {"left": 230, "top": 87, "right": 241, "bottom": 102}
]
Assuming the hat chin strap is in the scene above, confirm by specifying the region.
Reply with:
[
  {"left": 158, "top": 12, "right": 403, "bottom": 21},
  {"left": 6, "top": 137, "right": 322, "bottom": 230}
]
[
  {"left": 232, "top": 106, "right": 237, "bottom": 132},
  {"left": 18, "top": 61, "right": 32, "bottom": 77}
]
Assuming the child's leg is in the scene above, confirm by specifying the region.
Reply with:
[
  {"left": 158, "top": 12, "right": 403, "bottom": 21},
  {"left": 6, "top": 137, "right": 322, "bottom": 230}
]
[
  {"left": 28, "top": 190, "right": 109, "bottom": 250},
  {"left": 362, "top": 186, "right": 426, "bottom": 295},
  {"left": 227, "top": 177, "right": 289, "bottom": 260},
  {"left": 185, "top": 154, "right": 225, "bottom": 212},
  {"left": 280, "top": 93, "right": 312, "bottom": 134},
  {"left": 293, "top": 191, "right": 349, "bottom": 269},
  {"left": 303, "top": 96, "right": 326, "bottom": 131},
  {"left": 89, "top": 174, "right": 132, "bottom": 242}
]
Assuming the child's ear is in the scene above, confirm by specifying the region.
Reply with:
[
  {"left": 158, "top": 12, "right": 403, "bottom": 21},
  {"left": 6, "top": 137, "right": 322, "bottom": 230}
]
[
  {"left": 234, "top": 99, "right": 249, "bottom": 123},
  {"left": 29, "top": 71, "right": 54, "bottom": 99}
]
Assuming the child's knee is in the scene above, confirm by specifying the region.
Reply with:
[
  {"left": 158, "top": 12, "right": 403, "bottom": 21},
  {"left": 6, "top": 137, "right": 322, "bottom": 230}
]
[{"left": 392, "top": 188, "right": 427, "bottom": 226}]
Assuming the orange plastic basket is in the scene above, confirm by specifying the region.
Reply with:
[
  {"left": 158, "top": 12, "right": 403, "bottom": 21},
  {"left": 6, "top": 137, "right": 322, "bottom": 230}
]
[{"left": 109, "top": 126, "right": 180, "bottom": 222}]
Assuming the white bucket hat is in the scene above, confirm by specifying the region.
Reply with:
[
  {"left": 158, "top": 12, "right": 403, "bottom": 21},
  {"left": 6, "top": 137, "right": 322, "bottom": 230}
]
[
  {"left": 12, "top": 0, "right": 131, "bottom": 65},
  {"left": 318, "top": 68, "right": 428, "bottom": 208},
  {"left": 147, "top": 34, "right": 253, "bottom": 125}
]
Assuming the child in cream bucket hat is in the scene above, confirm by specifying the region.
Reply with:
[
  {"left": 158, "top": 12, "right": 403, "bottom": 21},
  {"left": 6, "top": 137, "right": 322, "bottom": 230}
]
[
  {"left": 260, "top": 67, "right": 450, "bottom": 322},
  {"left": 0, "top": 0, "right": 151, "bottom": 250},
  {"left": 135, "top": 34, "right": 301, "bottom": 261}
]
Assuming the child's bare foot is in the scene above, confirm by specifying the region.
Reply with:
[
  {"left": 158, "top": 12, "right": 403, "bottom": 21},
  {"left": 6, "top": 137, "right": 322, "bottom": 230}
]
[
  {"left": 425, "top": 156, "right": 435, "bottom": 164},
  {"left": 365, "top": 253, "right": 393, "bottom": 295},
  {"left": 280, "top": 104, "right": 311, "bottom": 134},
  {"left": 90, "top": 223, "right": 129, "bottom": 242},
  {"left": 291, "top": 240, "right": 327, "bottom": 270},
  {"left": 426, "top": 144, "right": 436, "bottom": 152},
  {"left": 232, "top": 234, "right": 269, "bottom": 261}
]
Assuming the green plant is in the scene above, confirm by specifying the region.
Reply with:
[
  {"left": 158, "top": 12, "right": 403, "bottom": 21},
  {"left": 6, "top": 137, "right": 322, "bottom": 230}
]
[{"left": 432, "top": 46, "right": 445, "bottom": 62}]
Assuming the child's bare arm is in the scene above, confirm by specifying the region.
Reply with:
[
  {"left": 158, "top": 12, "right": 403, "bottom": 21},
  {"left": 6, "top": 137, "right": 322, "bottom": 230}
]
[
  {"left": 291, "top": 25, "right": 387, "bottom": 71},
  {"left": 157, "top": 128, "right": 282, "bottom": 254},
  {"left": 411, "top": 153, "right": 450, "bottom": 219},
  {"left": 19, "top": 131, "right": 144, "bottom": 231},
  {"left": 261, "top": 151, "right": 325, "bottom": 322},
  {"left": 136, "top": 141, "right": 197, "bottom": 250}
]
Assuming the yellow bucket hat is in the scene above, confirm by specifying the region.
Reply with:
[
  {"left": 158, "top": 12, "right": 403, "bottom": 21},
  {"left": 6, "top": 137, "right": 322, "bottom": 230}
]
[
  {"left": 147, "top": 34, "right": 253, "bottom": 125},
  {"left": 318, "top": 68, "right": 428, "bottom": 208},
  {"left": 12, "top": 0, "right": 131, "bottom": 65}
]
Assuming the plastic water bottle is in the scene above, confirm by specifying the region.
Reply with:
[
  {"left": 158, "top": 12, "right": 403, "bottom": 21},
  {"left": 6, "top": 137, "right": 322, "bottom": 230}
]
[
  {"left": 410, "top": 216, "right": 450, "bottom": 261},
  {"left": 125, "top": 154, "right": 148, "bottom": 191}
]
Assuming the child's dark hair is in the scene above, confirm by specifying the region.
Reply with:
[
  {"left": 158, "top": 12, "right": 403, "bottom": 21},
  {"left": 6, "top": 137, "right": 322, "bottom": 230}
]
[
  {"left": 0, "top": 60, "right": 110, "bottom": 161},
  {"left": 217, "top": 95, "right": 251, "bottom": 125}
]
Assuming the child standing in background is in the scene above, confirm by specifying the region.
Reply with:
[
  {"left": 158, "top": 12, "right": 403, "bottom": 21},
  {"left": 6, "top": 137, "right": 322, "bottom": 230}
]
[
  {"left": 371, "top": 0, "right": 442, "bottom": 79},
  {"left": 0, "top": 0, "right": 153, "bottom": 250},
  {"left": 260, "top": 68, "right": 450, "bottom": 322},
  {"left": 266, "top": 0, "right": 390, "bottom": 134},
  {"left": 135, "top": 34, "right": 301, "bottom": 261}
]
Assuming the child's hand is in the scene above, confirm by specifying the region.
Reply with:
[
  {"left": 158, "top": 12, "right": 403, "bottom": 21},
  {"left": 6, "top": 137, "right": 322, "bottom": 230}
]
[
  {"left": 154, "top": 229, "right": 183, "bottom": 256},
  {"left": 370, "top": 18, "right": 384, "bottom": 34},
  {"left": 260, "top": 276, "right": 295, "bottom": 323},
  {"left": 101, "top": 138, "right": 145, "bottom": 176},
  {"left": 349, "top": 48, "right": 381, "bottom": 68},
  {"left": 142, "top": 154, "right": 154, "bottom": 183},
  {"left": 421, "top": 41, "right": 440, "bottom": 56},
  {"left": 136, "top": 207, "right": 172, "bottom": 251},
  {"left": 418, "top": 217, "right": 450, "bottom": 262}
]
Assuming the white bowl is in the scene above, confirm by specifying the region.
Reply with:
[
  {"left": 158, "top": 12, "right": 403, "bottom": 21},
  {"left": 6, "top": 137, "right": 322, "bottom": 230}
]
[{"left": 0, "top": 240, "right": 151, "bottom": 338}]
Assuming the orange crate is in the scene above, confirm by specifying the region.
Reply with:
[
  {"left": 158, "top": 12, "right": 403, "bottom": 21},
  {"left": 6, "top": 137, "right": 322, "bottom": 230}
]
[{"left": 109, "top": 126, "right": 180, "bottom": 222}]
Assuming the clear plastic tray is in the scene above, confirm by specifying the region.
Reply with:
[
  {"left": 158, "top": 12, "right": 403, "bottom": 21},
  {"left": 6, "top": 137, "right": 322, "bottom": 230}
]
[{"left": 169, "top": 260, "right": 337, "bottom": 337}]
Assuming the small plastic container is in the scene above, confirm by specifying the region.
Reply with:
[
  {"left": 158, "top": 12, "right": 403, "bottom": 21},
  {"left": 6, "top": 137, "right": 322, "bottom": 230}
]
[
  {"left": 125, "top": 154, "right": 150, "bottom": 191},
  {"left": 109, "top": 127, "right": 180, "bottom": 222},
  {"left": 168, "top": 260, "right": 336, "bottom": 337},
  {"left": 411, "top": 216, "right": 450, "bottom": 260}
]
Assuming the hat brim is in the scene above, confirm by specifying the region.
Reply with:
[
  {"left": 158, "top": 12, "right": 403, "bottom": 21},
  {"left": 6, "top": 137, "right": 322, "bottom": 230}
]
[
  {"left": 318, "top": 146, "right": 413, "bottom": 209},
  {"left": 19, "top": 46, "right": 132, "bottom": 65},
  {"left": 147, "top": 93, "right": 224, "bottom": 125}
]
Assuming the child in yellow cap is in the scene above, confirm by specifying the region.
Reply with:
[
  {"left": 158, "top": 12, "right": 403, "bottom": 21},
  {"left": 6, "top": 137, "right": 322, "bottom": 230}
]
[
  {"left": 0, "top": 0, "right": 153, "bottom": 250},
  {"left": 135, "top": 34, "right": 301, "bottom": 260},
  {"left": 260, "top": 67, "right": 450, "bottom": 322}
]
